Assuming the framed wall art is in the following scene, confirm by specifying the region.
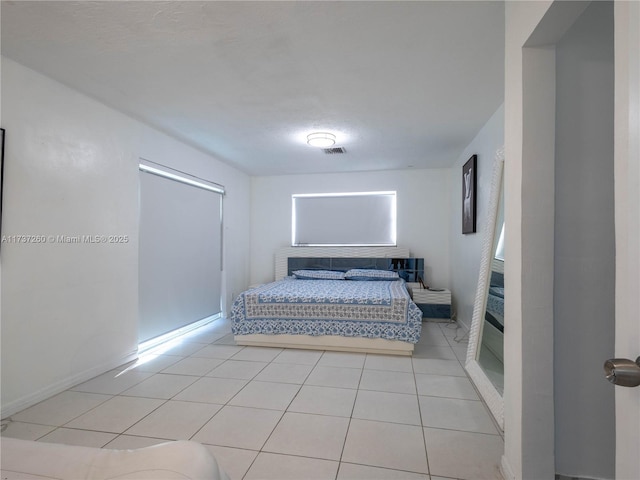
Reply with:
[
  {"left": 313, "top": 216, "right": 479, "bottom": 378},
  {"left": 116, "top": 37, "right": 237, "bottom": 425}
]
[{"left": 462, "top": 154, "right": 477, "bottom": 234}]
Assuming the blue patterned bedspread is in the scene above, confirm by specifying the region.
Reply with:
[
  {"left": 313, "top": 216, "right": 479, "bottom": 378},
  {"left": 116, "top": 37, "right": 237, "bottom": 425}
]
[
  {"left": 231, "top": 279, "right": 423, "bottom": 343},
  {"left": 486, "top": 287, "right": 504, "bottom": 326}
]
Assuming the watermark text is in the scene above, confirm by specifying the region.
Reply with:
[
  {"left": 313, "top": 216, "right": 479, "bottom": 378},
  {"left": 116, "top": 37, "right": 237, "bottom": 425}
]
[{"left": 1, "top": 234, "right": 130, "bottom": 245}]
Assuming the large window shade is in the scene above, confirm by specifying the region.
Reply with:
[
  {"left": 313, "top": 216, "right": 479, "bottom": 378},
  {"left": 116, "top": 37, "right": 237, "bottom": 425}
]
[
  {"left": 292, "top": 191, "right": 396, "bottom": 246},
  {"left": 139, "top": 161, "right": 224, "bottom": 343}
]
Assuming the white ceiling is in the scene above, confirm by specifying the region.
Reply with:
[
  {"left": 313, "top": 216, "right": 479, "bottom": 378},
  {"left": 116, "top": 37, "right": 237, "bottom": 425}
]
[{"left": 1, "top": 1, "right": 505, "bottom": 176}]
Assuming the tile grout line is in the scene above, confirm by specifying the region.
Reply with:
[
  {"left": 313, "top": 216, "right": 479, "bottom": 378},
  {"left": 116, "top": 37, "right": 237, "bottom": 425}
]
[
  {"left": 438, "top": 323, "right": 505, "bottom": 439},
  {"left": 413, "top": 333, "right": 433, "bottom": 479},
  {"left": 333, "top": 350, "right": 367, "bottom": 480},
  {"left": 3, "top": 319, "right": 501, "bottom": 478},
  {"left": 233, "top": 346, "right": 321, "bottom": 479}
]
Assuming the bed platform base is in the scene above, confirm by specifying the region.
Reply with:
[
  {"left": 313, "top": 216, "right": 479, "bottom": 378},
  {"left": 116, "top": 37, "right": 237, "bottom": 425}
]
[{"left": 234, "top": 334, "right": 414, "bottom": 356}]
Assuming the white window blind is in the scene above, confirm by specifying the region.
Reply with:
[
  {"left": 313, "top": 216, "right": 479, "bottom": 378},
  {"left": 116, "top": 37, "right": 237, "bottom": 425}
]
[
  {"left": 138, "top": 161, "right": 224, "bottom": 344},
  {"left": 292, "top": 191, "right": 397, "bottom": 246}
]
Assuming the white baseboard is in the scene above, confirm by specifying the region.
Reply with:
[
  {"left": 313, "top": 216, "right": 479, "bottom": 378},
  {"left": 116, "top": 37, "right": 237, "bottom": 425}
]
[
  {"left": 138, "top": 314, "right": 220, "bottom": 355},
  {"left": 1, "top": 349, "right": 138, "bottom": 419},
  {"left": 457, "top": 316, "right": 471, "bottom": 334},
  {"left": 500, "top": 454, "right": 515, "bottom": 480}
]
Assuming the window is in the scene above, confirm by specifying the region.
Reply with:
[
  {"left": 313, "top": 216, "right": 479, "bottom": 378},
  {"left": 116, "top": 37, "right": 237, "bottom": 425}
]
[
  {"left": 292, "top": 191, "right": 396, "bottom": 246},
  {"left": 138, "top": 160, "right": 224, "bottom": 344}
]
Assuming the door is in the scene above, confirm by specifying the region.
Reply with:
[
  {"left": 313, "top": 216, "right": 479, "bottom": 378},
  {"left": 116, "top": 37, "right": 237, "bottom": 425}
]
[{"left": 613, "top": 2, "right": 640, "bottom": 477}]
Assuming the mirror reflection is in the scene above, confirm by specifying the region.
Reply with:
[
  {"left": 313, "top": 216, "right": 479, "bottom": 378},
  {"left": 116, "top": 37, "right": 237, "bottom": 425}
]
[
  {"left": 477, "top": 180, "right": 504, "bottom": 393},
  {"left": 465, "top": 149, "right": 504, "bottom": 428}
]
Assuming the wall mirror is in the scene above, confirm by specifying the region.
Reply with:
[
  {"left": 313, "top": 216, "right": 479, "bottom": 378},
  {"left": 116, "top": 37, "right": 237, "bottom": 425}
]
[{"left": 465, "top": 148, "right": 505, "bottom": 429}]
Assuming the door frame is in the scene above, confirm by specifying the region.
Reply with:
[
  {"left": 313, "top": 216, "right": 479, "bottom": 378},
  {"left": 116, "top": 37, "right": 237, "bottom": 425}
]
[
  {"left": 502, "top": 1, "right": 633, "bottom": 478},
  {"left": 613, "top": 2, "right": 640, "bottom": 478}
]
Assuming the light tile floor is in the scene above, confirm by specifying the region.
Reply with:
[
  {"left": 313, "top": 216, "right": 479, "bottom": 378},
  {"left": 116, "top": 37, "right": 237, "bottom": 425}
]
[{"left": 1, "top": 319, "right": 504, "bottom": 480}]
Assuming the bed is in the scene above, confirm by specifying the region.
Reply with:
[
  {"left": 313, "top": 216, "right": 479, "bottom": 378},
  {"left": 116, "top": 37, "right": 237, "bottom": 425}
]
[
  {"left": 485, "top": 269, "right": 504, "bottom": 332},
  {"left": 485, "top": 285, "right": 504, "bottom": 330},
  {"left": 231, "top": 247, "right": 424, "bottom": 355}
]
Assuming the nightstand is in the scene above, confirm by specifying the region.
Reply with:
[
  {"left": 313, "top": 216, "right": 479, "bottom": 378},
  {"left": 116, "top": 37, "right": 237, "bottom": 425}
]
[{"left": 407, "top": 284, "right": 452, "bottom": 321}]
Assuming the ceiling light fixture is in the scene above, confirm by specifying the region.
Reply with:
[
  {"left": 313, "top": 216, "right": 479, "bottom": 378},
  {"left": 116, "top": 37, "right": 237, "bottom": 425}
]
[{"left": 307, "top": 132, "right": 336, "bottom": 148}]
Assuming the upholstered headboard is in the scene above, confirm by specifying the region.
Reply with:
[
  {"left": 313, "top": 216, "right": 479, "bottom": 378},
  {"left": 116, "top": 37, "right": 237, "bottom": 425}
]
[{"left": 274, "top": 246, "right": 423, "bottom": 281}]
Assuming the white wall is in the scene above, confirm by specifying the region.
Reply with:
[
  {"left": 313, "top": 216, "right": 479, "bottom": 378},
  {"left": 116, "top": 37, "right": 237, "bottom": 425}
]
[
  {"left": 0, "top": 57, "right": 251, "bottom": 417},
  {"left": 1, "top": 57, "right": 140, "bottom": 417},
  {"left": 504, "top": 3, "right": 554, "bottom": 478},
  {"left": 449, "top": 104, "right": 504, "bottom": 331},
  {"left": 503, "top": 2, "right": 607, "bottom": 479},
  {"left": 250, "top": 169, "right": 451, "bottom": 290},
  {"left": 554, "top": 2, "right": 615, "bottom": 477}
]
